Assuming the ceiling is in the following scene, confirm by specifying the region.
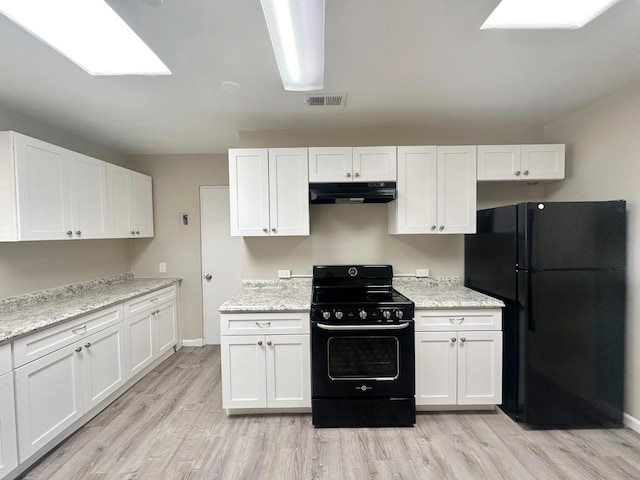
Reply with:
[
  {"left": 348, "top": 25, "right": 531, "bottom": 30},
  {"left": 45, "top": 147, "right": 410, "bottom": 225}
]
[{"left": 0, "top": 0, "right": 639, "bottom": 156}]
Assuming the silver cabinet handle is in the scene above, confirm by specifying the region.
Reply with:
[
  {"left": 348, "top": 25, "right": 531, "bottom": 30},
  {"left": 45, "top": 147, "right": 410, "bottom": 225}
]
[
  {"left": 439, "top": 225, "right": 445, "bottom": 231},
  {"left": 204, "top": 274, "right": 212, "bottom": 281},
  {"left": 267, "top": 341, "right": 272, "bottom": 346},
  {"left": 451, "top": 337, "right": 457, "bottom": 343},
  {"left": 354, "top": 172, "right": 360, "bottom": 177},
  {"left": 317, "top": 322, "right": 410, "bottom": 331},
  {"left": 346, "top": 172, "right": 352, "bottom": 178},
  {"left": 257, "top": 340, "right": 263, "bottom": 346},
  {"left": 72, "top": 325, "right": 87, "bottom": 335},
  {"left": 84, "top": 342, "right": 91, "bottom": 348},
  {"left": 460, "top": 337, "right": 466, "bottom": 343},
  {"left": 75, "top": 347, "right": 82, "bottom": 353},
  {"left": 523, "top": 170, "right": 529, "bottom": 176},
  {"left": 66, "top": 230, "right": 73, "bottom": 236},
  {"left": 150, "top": 297, "right": 159, "bottom": 303},
  {"left": 255, "top": 321, "right": 271, "bottom": 327},
  {"left": 515, "top": 170, "right": 521, "bottom": 176},
  {"left": 449, "top": 317, "right": 464, "bottom": 324}
]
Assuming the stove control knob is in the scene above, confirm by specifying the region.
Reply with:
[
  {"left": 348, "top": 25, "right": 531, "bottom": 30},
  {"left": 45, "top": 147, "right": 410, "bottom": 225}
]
[
  {"left": 396, "top": 310, "right": 404, "bottom": 319},
  {"left": 359, "top": 310, "right": 368, "bottom": 320},
  {"left": 335, "top": 311, "right": 344, "bottom": 320},
  {"left": 322, "top": 311, "right": 331, "bottom": 320},
  {"left": 383, "top": 310, "right": 391, "bottom": 320}
]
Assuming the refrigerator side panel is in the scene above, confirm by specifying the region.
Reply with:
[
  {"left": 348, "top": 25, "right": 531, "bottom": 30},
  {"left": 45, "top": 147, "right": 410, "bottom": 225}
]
[
  {"left": 527, "top": 201, "right": 626, "bottom": 271},
  {"left": 523, "top": 269, "right": 624, "bottom": 427}
]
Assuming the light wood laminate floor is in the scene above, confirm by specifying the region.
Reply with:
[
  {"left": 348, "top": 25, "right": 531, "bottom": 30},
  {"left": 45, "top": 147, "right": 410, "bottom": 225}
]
[{"left": 21, "top": 346, "right": 640, "bottom": 480}]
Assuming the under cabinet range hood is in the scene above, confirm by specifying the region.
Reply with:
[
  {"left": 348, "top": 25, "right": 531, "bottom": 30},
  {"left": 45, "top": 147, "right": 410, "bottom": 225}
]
[{"left": 309, "top": 182, "right": 397, "bottom": 204}]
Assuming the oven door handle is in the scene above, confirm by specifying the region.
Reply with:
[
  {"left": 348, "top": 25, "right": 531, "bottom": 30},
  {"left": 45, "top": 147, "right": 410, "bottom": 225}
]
[{"left": 316, "top": 322, "right": 411, "bottom": 331}]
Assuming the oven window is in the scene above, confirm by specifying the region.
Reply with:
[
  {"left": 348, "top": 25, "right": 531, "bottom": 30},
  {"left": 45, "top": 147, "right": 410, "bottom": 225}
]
[{"left": 327, "top": 336, "right": 399, "bottom": 380}]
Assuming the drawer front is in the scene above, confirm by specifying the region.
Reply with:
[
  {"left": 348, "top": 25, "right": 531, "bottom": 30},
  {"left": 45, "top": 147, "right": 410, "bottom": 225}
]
[
  {"left": 0, "top": 343, "right": 11, "bottom": 375},
  {"left": 221, "top": 312, "right": 310, "bottom": 336},
  {"left": 124, "top": 285, "right": 176, "bottom": 318},
  {"left": 13, "top": 305, "right": 123, "bottom": 368},
  {"left": 415, "top": 309, "right": 502, "bottom": 332}
]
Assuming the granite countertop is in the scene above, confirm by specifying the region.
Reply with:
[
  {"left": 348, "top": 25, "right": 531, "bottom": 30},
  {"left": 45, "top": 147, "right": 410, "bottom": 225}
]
[
  {"left": 0, "top": 273, "right": 181, "bottom": 344},
  {"left": 219, "top": 276, "right": 503, "bottom": 313}
]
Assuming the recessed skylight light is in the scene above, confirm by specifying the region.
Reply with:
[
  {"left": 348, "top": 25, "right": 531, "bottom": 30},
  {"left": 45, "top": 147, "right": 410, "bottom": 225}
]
[
  {"left": 481, "top": 0, "right": 622, "bottom": 30},
  {"left": 0, "top": 0, "right": 171, "bottom": 75}
]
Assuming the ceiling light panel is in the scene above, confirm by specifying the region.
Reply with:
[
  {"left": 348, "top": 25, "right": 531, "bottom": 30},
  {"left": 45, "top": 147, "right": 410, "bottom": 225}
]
[
  {"left": 481, "top": 0, "right": 622, "bottom": 29},
  {"left": 260, "top": 0, "right": 324, "bottom": 91},
  {"left": 0, "top": 0, "right": 171, "bottom": 75}
]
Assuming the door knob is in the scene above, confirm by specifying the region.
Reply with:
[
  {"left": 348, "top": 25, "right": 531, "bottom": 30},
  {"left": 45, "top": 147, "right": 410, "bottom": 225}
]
[{"left": 204, "top": 274, "right": 212, "bottom": 281}]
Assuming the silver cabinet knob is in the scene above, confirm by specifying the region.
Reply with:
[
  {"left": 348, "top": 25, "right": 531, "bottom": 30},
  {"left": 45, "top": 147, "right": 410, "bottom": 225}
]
[
  {"left": 204, "top": 274, "right": 212, "bottom": 281},
  {"left": 75, "top": 347, "right": 82, "bottom": 353},
  {"left": 271, "top": 227, "right": 277, "bottom": 233},
  {"left": 263, "top": 228, "right": 268, "bottom": 233},
  {"left": 135, "top": 231, "right": 140, "bottom": 235},
  {"left": 267, "top": 341, "right": 272, "bottom": 346},
  {"left": 257, "top": 340, "right": 263, "bottom": 346},
  {"left": 354, "top": 172, "right": 360, "bottom": 177},
  {"left": 346, "top": 172, "right": 352, "bottom": 178},
  {"left": 523, "top": 170, "right": 529, "bottom": 176},
  {"left": 460, "top": 337, "right": 466, "bottom": 343},
  {"left": 515, "top": 170, "right": 521, "bottom": 176},
  {"left": 451, "top": 337, "right": 457, "bottom": 343},
  {"left": 439, "top": 225, "right": 445, "bottom": 231},
  {"left": 431, "top": 225, "right": 436, "bottom": 231},
  {"left": 131, "top": 231, "right": 136, "bottom": 235},
  {"left": 66, "top": 230, "right": 73, "bottom": 236},
  {"left": 84, "top": 342, "right": 91, "bottom": 348},
  {"left": 76, "top": 230, "right": 81, "bottom": 235}
]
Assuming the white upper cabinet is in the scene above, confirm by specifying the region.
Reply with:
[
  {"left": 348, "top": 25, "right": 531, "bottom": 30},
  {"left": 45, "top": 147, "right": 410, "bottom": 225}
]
[
  {"left": 477, "top": 144, "right": 565, "bottom": 181},
  {"left": 229, "top": 148, "right": 309, "bottom": 237},
  {"left": 389, "top": 146, "right": 476, "bottom": 234},
  {"left": 309, "top": 146, "right": 396, "bottom": 182},
  {"left": 0, "top": 131, "right": 109, "bottom": 241},
  {"left": 107, "top": 165, "right": 154, "bottom": 238}
]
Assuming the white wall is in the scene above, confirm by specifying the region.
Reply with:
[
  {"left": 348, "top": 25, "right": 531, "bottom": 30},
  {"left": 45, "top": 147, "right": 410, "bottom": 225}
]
[{"left": 543, "top": 80, "right": 640, "bottom": 420}]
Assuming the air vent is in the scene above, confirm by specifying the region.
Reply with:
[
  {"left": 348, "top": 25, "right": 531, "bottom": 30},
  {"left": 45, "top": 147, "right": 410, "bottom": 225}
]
[{"left": 305, "top": 93, "right": 347, "bottom": 107}]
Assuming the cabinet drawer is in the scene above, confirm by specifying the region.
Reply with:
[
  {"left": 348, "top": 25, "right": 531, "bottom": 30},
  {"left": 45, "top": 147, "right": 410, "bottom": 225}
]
[
  {"left": 415, "top": 309, "right": 501, "bottom": 331},
  {"left": 221, "top": 312, "right": 310, "bottom": 336},
  {"left": 13, "top": 305, "right": 123, "bottom": 368},
  {"left": 0, "top": 343, "right": 11, "bottom": 375},
  {"left": 124, "top": 285, "right": 176, "bottom": 318}
]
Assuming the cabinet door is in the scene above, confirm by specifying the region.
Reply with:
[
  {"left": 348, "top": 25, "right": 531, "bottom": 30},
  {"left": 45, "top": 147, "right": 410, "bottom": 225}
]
[
  {"left": 68, "top": 152, "right": 109, "bottom": 239},
  {"left": 265, "top": 335, "right": 310, "bottom": 408},
  {"left": 15, "top": 344, "right": 83, "bottom": 462},
  {"left": 154, "top": 300, "right": 177, "bottom": 357},
  {"left": 353, "top": 146, "right": 396, "bottom": 181},
  {"left": 221, "top": 336, "right": 267, "bottom": 409},
  {"left": 107, "top": 164, "right": 134, "bottom": 238},
  {"left": 0, "top": 372, "right": 18, "bottom": 477},
  {"left": 125, "top": 311, "right": 155, "bottom": 378},
  {"left": 268, "top": 148, "right": 309, "bottom": 236},
  {"left": 228, "top": 149, "right": 270, "bottom": 236},
  {"left": 308, "top": 147, "right": 353, "bottom": 182},
  {"left": 521, "top": 144, "right": 565, "bottom": 180},
  {"left": 132, "top": 172, "right": 154, "bottom": 237},
  {"left": 477, "top": 145, "right": 521, "bottom": 181},
  {"left": 389, "top": 146, "right": 437, "bottom": 234},
  {"left": 457, "top": 331, "right": 502, "bottom": 405},
  {"left": 81, "top": 324, "right": 126, "bottom": 411},
  {"left": 14, "top": 133, "right": 70, "bottom": 240},
  {"left": 415, "top": 332, "right": 457, "bottom": 405},
  {"left": 437, "top": 146, "right": 476, "bottom": 234}
]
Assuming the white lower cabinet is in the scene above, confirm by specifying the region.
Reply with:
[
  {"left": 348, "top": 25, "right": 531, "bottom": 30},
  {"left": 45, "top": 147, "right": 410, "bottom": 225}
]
[
  {"left": 15, "top": 323, "right": 125, "bottom": 462},
  {"left": 220, "top": 312, "right": 311, "bottom": 411},
  {"left": 0, "top": 371, "right": 18, "bottom": 478},
  {"left": 415, "top": 309, "right": 502, "bottom": 408}
]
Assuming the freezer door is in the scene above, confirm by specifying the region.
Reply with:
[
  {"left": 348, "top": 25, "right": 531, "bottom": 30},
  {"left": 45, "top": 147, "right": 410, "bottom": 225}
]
[
  {"left": 518, "top": 201, "right": 626, "bottom": 271},
  {"left": 519, "top": 269, "right": 624, "bottom": 427}
]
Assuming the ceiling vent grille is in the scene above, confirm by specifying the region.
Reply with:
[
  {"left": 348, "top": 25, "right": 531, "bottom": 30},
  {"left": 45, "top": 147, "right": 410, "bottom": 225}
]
[{"left": 305, "top": 93, "right": 347, "bottom": 107}]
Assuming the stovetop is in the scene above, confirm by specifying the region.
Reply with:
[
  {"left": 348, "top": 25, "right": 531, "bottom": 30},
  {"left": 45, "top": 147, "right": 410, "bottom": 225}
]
[{"left": 311, "top": 265, "right": 415, "bottom": 323}]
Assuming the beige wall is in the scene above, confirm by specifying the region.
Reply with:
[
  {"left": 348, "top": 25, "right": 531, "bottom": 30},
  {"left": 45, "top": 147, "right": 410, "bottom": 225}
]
[
  {"left": 542, "top": 80, "right": 640, "bottom": 420},
  {"left": 126, "top": 154, "right": 229, "bottom": 340}
]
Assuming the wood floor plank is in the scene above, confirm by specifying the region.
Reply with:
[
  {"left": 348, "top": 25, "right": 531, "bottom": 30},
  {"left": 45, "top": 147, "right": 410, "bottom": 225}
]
[{"left": 20, "top": 346, "right": 640, "bottom": 480}]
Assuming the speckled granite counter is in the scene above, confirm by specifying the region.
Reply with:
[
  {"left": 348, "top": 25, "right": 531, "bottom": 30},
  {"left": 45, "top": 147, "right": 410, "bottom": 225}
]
[
  {"left": 219, "top": 279, "right": 312, "bottom": 313},
  {"left": 218, "top": 276, "right": 503, "bottom": 313},
  {"left": 0, "top": 273, "right": 181, "bottom": 344},
  {"left": 393, "top": 277, "right": 504, "bottom": 309}
]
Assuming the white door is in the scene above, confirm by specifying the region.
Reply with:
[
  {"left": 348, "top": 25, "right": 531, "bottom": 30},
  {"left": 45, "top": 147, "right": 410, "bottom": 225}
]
[
  {"left": 132, "top": 172, "right": 154, "bottom": 237},
  {"left": 201, "top": 187, "right": 242, "bottom": 345},
  {"left": 228, "top": 148, "right": 270, "bottom": 236},
  {"left": 437, "top": 146, "right": 477, "bottom": 234},
  {"left": 221, "top": 336, "right": 267, "bottom": 409},
  {"left": 107, "top": 164, "right": 133, "bottom": 238},
  {"left": 0, "top": 372, "right": 18, "bottom": 476},
  {"left": 308, "top": 147, "right": 353, "bottom": 182},
  {"left": 268, "top": 148, "right": 309, "bottom": 236},
  {"left": 265, "top": 334, "right": 311, "bottom": 408},
  {"left": 457, "top": 331, "right": 503, "bottom": 405},
  {"left": 155, "top": 300, "right": 177, "bottom": 355},
  {"left": 68, "top": 152, "right": 109, "bottom": 239},
  {"left": 477, "top": 145, "right": 521, "bottom": 181},
  {"left": 353, "top": 146, "right": 397, "bottom": 181},
  {"left": 124, "top": 311, "right": 155, "bottom": 378},
  {"left": 415, "top": 332, "right": 457, "bottom": 405}
]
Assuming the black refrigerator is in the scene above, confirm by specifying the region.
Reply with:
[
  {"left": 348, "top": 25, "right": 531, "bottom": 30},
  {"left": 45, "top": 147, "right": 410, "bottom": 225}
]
[{"left": 464, "top": 201, "right": 626, "bottom": 428}]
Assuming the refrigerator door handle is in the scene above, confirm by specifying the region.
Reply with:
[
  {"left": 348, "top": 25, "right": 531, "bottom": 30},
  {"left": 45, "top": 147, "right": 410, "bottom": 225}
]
[{"left": 526, "top": 273, "right": 535, "bottom": 332}]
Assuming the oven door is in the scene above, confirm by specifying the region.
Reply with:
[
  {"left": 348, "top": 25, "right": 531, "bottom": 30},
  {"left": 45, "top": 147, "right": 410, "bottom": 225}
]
[{"left": 311, "top": 321, "right": 415, "bottom": 398}]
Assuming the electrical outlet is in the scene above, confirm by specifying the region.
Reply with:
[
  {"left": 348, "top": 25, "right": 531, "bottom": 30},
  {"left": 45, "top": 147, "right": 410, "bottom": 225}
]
[
  {"left": 159, "top": 262, "right": 167, "bottom": 273},
  {"left": 278, "top": 269, "right": 291, "bottom": 279},
  {"left": 416, "top": 268, "right": 429, "bottom": 278}
]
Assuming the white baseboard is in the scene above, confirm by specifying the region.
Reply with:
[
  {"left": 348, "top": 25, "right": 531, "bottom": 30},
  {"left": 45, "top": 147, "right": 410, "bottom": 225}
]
[
  {"left": 182, "top": 338, "right": 204, "bottom": 347},
  {"left": 624, "top": 412, "right": 640, "bottom": 433}
]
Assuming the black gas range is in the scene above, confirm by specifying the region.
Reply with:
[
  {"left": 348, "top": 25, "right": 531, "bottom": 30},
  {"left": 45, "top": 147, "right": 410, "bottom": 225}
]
[{"left": 310, "top": 265, "right": 416, "bottom": 428}]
